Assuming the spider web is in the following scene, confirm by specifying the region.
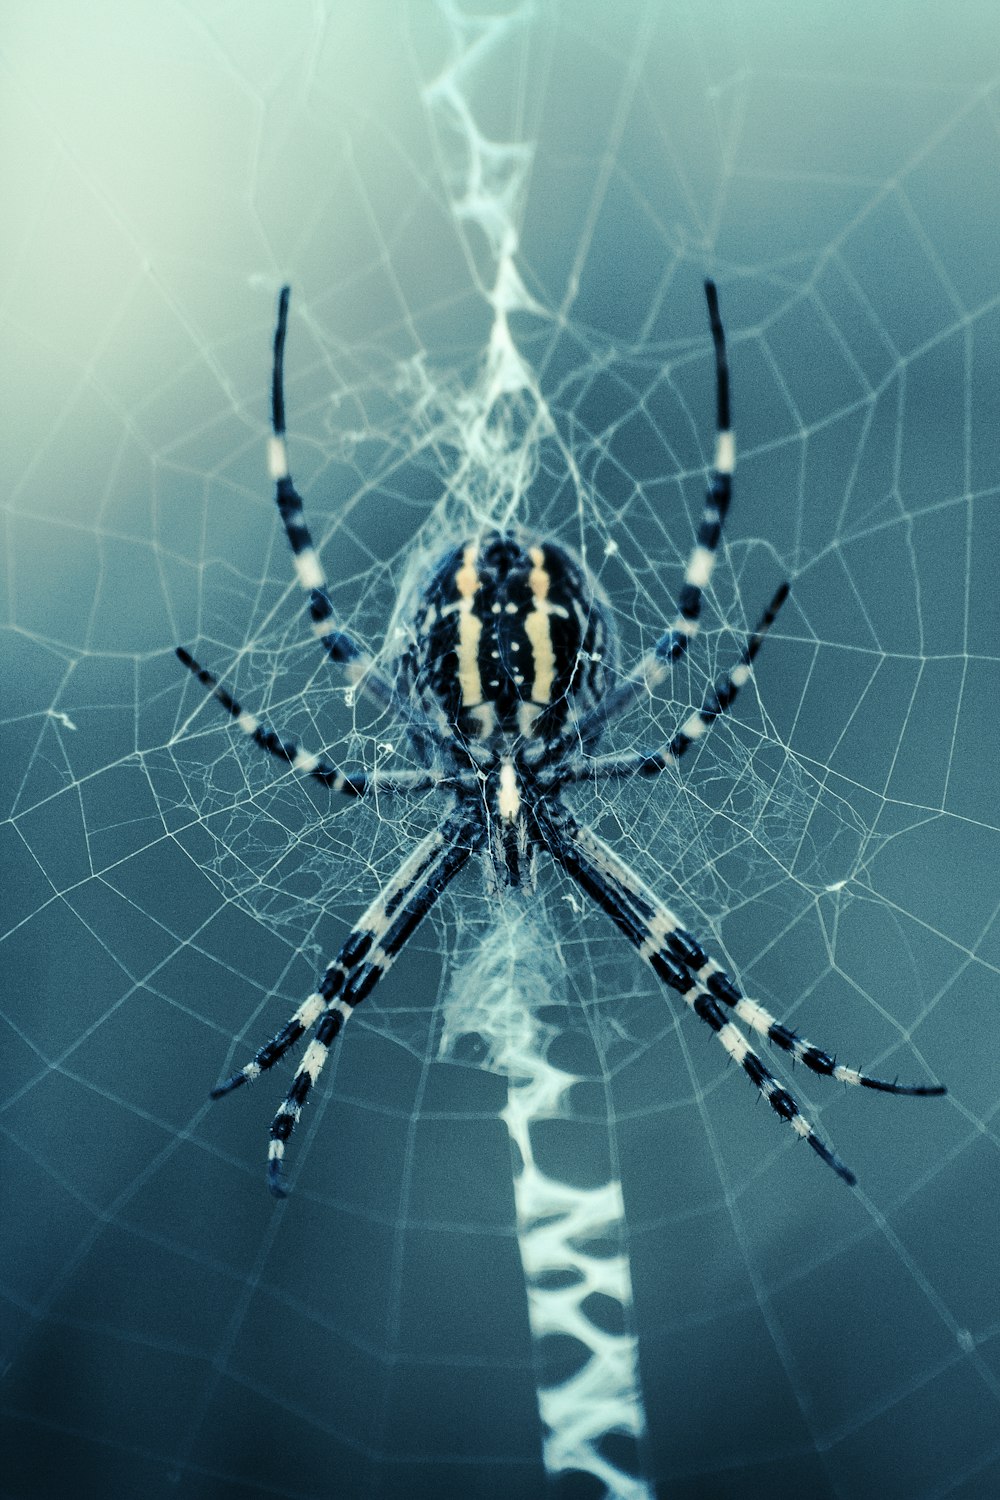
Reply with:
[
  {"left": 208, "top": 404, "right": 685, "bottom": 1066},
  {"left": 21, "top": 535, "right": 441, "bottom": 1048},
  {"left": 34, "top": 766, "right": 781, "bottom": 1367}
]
[{"left": 3, "top": 2, "right": 999, "bottom": 1497}]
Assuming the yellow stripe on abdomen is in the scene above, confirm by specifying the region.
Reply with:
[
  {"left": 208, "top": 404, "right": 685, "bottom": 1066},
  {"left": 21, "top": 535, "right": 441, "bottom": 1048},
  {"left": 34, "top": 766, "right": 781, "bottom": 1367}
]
[
  {"left": 525, "top": 546, "right": 556, "bottom": 705},
  {"left": 454, "top": 543, "right": 484, "bottom": 707}
]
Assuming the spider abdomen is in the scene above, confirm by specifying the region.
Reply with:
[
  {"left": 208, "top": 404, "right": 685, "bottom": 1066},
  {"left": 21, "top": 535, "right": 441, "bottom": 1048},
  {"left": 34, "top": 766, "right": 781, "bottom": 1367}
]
[{"left": 402, "top": 532, "right": 615, "bottom": 743}]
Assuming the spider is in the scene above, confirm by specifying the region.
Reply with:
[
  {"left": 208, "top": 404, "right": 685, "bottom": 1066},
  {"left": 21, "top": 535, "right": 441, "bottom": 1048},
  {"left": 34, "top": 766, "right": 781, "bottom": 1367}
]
[{"left": 178, "top": 280, "right": 945, "bottom": 1196}]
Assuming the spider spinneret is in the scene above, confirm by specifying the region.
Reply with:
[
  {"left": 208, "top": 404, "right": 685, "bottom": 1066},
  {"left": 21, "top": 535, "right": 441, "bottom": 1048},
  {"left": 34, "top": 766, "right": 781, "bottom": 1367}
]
[{"left": 178, "top": 279, "right": 945, "bottom": 1197}]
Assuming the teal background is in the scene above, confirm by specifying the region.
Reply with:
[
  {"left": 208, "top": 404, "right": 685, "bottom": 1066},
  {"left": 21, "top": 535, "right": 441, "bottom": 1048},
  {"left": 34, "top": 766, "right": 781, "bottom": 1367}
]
[{"left": 2, "top": 4, "right": 999, "bottom": 1497}]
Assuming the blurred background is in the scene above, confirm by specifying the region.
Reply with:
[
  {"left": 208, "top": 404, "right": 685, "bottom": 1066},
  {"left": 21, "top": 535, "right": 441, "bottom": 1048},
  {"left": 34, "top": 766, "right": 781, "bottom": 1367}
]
[{"left": 2, "top": 3, "right": 999, "bottom": 1497}]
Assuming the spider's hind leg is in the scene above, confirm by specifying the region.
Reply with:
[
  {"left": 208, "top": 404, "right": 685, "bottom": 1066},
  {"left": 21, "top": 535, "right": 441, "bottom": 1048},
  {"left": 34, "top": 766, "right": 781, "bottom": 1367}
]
[
  {"left": 210, "top": 804, "right": 483, "bottom": 1196},
  {"left": 265, "top": 807, "right": 482, "bottom": 1195},
  {"left": 535, "top": 804, "right": 945, "bottom": 1185},
  {"left": 537, "top": 805, "right": 855, "bottom": 1182}
]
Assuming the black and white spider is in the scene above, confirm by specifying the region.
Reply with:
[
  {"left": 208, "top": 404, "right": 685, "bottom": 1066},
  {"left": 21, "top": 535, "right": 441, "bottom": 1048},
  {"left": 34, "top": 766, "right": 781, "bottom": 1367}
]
[{"left": 178, "top": 281, "right": 945, "bottom": 1196}]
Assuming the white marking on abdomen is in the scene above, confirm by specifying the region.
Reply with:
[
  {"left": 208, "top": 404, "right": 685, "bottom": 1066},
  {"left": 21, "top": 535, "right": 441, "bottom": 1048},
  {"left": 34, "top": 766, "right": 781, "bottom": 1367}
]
[
  {"left": 715, "top": 430, "right": 735, "bottom": 475},
  {"left": 518, "top": 702, "right": 540, "bottom": 736},
  {"left": 471, "top": 703, "right": 496, "bottom": 736}
]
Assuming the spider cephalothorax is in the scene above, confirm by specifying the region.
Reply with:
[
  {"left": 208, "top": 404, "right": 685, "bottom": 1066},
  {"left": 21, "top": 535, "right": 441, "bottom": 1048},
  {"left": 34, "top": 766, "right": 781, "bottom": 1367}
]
[{"left": 178, "top": 280, "right": 945, "bottom": 1196}]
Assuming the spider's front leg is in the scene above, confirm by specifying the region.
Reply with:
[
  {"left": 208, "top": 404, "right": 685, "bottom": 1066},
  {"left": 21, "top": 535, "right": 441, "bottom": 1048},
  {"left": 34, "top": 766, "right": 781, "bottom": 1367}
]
[
  {"left": 268, "top": 285, "right": 396, "bottom": 714},
  {"left": 269, "top": 288, "right": 449, "bottom": 754},
  {"left": 212, "top": 804, "right": 484, "bottom": 1196},
  {"left": 571, "top": 279, "right": 736, "bottom": 748}
]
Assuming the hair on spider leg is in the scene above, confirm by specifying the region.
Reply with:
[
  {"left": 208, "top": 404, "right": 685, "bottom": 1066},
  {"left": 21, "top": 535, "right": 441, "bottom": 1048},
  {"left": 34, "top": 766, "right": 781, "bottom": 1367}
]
[{"left": 177, "top": 278, "right": 945, "bottom": 1195}]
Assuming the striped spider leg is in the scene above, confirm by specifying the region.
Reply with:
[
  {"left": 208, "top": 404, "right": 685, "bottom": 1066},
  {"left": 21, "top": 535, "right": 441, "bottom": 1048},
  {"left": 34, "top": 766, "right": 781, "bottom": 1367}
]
[
  {"left": 540, "top": 279, "right": 737, "bottom": 764},
  {"left": 533, "top": 804, "right": 944, "bottom": 1184},
  {"left": 178, "top": 285, "right": 447, "bottom": 758},
  {"left": 268, "top": 284, "right": 400, "bottom": 720},
  {"left": 213, "top": 804, "right": 483, "bottom": 1195},
  {"left": 175, "top": 646, "right": 467, "bottom": 800},
  {"left": 538, "top": 577, "right": 790, "bottom": 789}
]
